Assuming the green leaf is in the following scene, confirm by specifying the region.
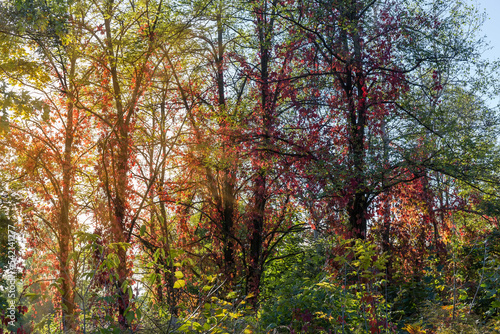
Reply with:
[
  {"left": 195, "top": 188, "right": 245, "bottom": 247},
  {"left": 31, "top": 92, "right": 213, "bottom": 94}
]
[{"left": 491, "top": 300, "right": 500, "bottom": 308}]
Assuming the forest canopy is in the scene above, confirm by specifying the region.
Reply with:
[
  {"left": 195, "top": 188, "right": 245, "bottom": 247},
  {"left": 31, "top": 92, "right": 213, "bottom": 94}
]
[{"left": 1, "top": 0, "right": 500, "bottom": 333}]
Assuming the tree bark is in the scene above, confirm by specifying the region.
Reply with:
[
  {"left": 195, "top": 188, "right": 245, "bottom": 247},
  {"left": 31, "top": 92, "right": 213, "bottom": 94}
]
[{"left": 60, "top": 54, "right": 77, "bottom": 332}]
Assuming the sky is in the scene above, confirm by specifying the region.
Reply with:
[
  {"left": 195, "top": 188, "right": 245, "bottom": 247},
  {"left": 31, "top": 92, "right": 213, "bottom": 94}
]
[{"left": 477, "top": 0, "right": 500, "bottom": 61}]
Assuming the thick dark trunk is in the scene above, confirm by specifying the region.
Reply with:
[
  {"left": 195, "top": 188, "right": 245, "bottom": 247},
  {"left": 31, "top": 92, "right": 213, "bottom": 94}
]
[
  {"left": 247, "top": 172, "right": 265, "bottom": 307},
  {"left": 60, "top": 182, "right": 75, "bottom": 331},
  {"left": 340, "top": 2, "right": 369, "bottom": 240},
  {"left": 381, "top": 193, "right": 393, "bottom": 282},
  {"left": 347, "top": 192, "right": 368, "bottom": 239},
  {"left": 113, "top": 130, "right": 130, "bottom": 328},
  {"left": 424, "top": 174, "right": 440, "bottom": 251},
  {"left": 222, "top": 174, "right": 235, "bottom": 276},
  {"left": 246, "top": 6, "right": 272, "bottom": 306},
  {"left": 346, "top": 94, "right": 368, "bottom": 239}
]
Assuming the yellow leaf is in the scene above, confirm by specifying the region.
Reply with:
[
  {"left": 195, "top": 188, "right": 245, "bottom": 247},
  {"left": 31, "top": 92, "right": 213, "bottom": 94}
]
[
  {"left": 403, "top": 324, "right": 426, "bottom": 334},
  {"left": 173, "top": 280, "right": 185, "bottom": 289},
  {"left": 245, "top": 292, "right": 255, "bottom": 299}
]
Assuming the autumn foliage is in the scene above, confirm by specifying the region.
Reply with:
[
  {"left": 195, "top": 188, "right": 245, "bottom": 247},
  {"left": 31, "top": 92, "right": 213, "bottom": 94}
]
[{"left": 1, "top": 0, "right": 500, "bottom": 333}]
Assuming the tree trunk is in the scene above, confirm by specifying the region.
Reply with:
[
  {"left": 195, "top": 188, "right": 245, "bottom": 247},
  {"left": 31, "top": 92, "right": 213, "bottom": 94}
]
[
  {"left": 341, "top": 3, "right": 368, "bottom": 239},
  {"left": 104, "top": 8, "right": 131, "bottom": 327},
  {"left": 246, "top": 2, "right": 274, "bottom": 305},
  {"left": 60, "top": 55, "right": 77, "bottom": 332},
  {"left": 113, "top": 133, "right": 130, "bottom": 329},
  {"left": 216, "top": 7, "right": 236, "bottom": 277},
  {"left": 247, "top": 171, "right": 265, "bottom": 307}
]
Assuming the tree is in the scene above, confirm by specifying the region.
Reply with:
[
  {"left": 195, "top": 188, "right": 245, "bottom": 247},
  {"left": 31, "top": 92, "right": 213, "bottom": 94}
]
[
  {"left": 0, "top": 0, "right": 97, "bottom": 329},
  {"left": 74, "top": 0, "right": 171, "bottom": 327},
  {"left": 280, "top": 0, "right": 491, "bottom": 240}
]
